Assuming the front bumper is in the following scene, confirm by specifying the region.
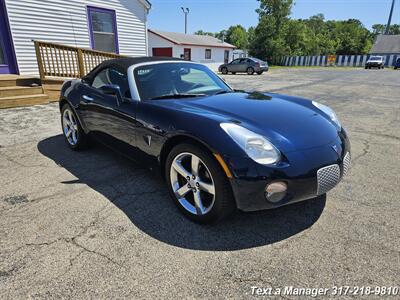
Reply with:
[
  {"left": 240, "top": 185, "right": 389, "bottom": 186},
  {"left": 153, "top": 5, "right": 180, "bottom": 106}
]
[
  {"left": 366, "top": 63, "right": 383, "bottom": 67},
  {"left": 226, "top": 130, "right": 351, "bottom": 212}
]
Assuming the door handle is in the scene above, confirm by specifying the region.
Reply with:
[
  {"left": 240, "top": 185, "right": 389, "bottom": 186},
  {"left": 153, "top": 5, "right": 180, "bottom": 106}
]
[{"left": 82, "top": 95, "right": 94, "bottom": 103}]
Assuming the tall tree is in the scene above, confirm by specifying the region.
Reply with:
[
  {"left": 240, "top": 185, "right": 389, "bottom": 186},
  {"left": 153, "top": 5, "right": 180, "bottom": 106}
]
[
  {"left": 225, "top": 25, "right": 249, "bottom": 49},
  {"left": 249, "top": 0, "right": 294, "bottom": 63}
]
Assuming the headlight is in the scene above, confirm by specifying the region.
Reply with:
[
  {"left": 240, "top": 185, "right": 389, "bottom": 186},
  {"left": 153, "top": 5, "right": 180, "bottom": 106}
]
[
  {"left": 312, "top": 101, "right": 341, "bottom": 128},
  {"left": 220, "top": 123, "right": 280, "bottom": 165}
]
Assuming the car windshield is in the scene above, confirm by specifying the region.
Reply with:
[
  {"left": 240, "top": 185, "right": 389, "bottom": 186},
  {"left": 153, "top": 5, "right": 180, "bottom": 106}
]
[
  {"left": 370, "top": 56, "right": 382, "bottom": 61},
  {"left": 134, "top": 63, "right": 232, "bottom": 100}
]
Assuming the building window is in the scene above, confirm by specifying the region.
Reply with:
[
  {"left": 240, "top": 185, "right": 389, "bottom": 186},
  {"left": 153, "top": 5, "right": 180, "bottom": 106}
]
[
  {"left": 205, "top": 49, "right": 212, "bottom": 60},
  {"left": 87, "top": 6, "right": 119, "bottom": 53}
]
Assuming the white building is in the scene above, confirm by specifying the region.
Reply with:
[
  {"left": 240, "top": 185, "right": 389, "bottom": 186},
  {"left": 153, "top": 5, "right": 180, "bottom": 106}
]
[
  {"left": 148, "top": 29, "right": 236, "bottom": 70},
  {"left": 0, "top": 0, "right": 151, "bottom": 76}
]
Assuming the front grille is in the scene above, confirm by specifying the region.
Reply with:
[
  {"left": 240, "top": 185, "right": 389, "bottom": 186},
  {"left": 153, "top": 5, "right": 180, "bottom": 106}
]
[
  {"left": 317, "top": 164, "right": 341, "bottom": 195},
  {"left": 343, "top": 152, "right": 351, "bottom": 177}
]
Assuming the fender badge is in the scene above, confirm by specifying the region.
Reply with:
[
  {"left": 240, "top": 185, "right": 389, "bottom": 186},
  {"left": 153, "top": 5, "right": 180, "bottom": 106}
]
[
  {"left": 332, "top": 144, "right": 340, "bottom": 155},
  {"left": 145, "top": 135, "right": 152, "bottom": 146}
]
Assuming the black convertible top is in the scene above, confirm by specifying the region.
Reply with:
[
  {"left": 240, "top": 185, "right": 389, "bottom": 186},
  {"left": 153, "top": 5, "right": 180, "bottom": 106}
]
[{"left": 83, "top": 56, "right": 184, "bottom": 82}]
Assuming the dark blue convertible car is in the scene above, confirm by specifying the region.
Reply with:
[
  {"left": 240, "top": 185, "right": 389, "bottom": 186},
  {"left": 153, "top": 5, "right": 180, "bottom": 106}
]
[{"left": 60, "top": 57, "right": 351, "bottom": 223}]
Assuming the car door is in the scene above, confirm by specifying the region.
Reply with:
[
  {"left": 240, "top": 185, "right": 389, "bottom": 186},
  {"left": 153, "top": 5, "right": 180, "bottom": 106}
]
[
  {"left": 228, "top": 59, "right": 241, "bottom": 72},
  {"left": 238, "top": 58, "right": 249, "bottom": 72},
  {"left": 79, "top": 68, "right": 138, "bottom": 151}
]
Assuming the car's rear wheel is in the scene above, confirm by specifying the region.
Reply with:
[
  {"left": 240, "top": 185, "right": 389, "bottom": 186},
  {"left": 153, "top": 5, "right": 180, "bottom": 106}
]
[
  {"left": 61, "top": 104, "right": 89, "bottom": 150},
  {"left": 221, "top": 67, "right": 228, "bottom": 75},
  {"left": 165, "top": 143, "right": 235, "bottom": 224},
  {"left": 247, "top": 67, "right": 254, "bottom": 75}
]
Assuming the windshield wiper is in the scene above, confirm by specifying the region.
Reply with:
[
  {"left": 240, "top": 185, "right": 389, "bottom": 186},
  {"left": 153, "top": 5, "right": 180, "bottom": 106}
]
[
  {"left": 214, "top": 90, "right": 233, "bottom": 95},
  {"left": 150, "top": 93, "right": 206, "bottom": 100}
]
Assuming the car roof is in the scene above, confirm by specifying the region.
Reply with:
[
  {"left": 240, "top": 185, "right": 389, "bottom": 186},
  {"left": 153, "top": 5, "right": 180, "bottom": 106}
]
[{"left": 83, "top": 56, "right": 185, "bottom": 81}]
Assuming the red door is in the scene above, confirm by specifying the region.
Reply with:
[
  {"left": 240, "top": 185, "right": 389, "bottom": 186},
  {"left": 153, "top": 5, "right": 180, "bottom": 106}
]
[{"left": 152, "top": 47, "right": 173, "bottom": 57}]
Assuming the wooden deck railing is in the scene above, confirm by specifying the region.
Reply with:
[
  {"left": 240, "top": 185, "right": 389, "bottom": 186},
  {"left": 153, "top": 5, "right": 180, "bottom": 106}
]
[{"left": 34, "top": 40, "right": 123, "bottom": 80}]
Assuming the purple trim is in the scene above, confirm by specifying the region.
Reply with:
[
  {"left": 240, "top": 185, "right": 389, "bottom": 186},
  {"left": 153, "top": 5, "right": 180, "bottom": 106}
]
[
  {"left": 0, "top": 0, "right": 18, "bottom": 74},
  {"left": 87, "top": 5, "right": 119, "bottom": 54}
]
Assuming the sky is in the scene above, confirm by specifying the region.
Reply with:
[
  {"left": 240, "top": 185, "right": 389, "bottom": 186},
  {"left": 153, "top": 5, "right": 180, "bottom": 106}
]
[{"left": 148, "top": 0, "right": 400, "bottom": 33}]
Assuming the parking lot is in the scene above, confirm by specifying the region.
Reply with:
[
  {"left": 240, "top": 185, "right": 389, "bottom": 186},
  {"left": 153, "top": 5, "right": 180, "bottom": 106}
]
[{"left": 1, "top": 68, "right": 399, "bottom": 299}]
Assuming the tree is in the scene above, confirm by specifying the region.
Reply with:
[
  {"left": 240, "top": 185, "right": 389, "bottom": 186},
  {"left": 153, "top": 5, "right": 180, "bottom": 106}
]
[
  {"left": 194, "top": 30, "right": 215, "bottom": 37},
  {"left": 372, "top": 24, "right": 400, "bottom": 36},
  {"left": 249, "top": 0, "right": 294, "bottom": 63},
  {"left": 225, "top": 25, "right": 249, "bottom": 49}
]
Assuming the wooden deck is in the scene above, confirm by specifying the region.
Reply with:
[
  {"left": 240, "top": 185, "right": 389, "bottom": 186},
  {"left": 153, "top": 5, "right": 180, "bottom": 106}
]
[{"left": 0, "top": 75, "right": 63, "bottom": 109}]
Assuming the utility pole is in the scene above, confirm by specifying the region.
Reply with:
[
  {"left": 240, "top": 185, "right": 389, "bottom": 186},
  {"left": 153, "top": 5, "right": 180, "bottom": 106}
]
[
  {"left": 181, "top": 7, "right": 190, "bottom": 34},
  {"left": 385, "top": 0, "right": 396, "bottom": 34}
]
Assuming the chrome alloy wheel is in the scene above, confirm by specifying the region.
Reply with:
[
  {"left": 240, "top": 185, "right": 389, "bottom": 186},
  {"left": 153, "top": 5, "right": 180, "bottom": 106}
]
[
  {"left": 62, "top": 108, "right": 79, "bottom": 146},
  {"left": 170, "top": 152, "right": 216, "bottom": 215}
]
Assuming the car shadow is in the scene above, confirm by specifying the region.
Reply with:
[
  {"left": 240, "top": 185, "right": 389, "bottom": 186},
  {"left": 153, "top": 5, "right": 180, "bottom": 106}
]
[{"left": 38, "top": 135, "right": 326, "bottom": 251}]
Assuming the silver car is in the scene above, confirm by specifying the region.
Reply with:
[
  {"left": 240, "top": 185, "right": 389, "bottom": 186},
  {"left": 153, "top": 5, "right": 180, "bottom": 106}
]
[{"left": 219, "top": 57, "right": 269, "bottom": 75}]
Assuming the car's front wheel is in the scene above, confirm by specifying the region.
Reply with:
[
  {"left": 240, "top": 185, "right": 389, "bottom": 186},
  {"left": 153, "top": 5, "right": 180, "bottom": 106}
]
[
  {"left": 257, "top": 71, "right": 264, "bottom": 75},
  {"left": 221, "top": 67, "right": 228, "bottom": 75},
  {"left": 61, "top": 103, "right": 89, "bottom": 150},
  {"left": 165, "top": 143, "right": 235, "bottom": 223}
]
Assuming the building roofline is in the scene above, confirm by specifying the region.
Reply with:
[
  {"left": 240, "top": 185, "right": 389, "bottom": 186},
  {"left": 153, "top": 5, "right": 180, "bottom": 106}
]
[
  {"left": 148, "top": 29, "right": 236, "bottom": 49},
  {"left": 138, "top": 0, "right": 151, "bottom": 10}
]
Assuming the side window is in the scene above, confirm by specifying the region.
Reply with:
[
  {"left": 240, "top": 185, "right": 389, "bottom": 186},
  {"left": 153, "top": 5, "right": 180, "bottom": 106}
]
[
  {"left": 231, "top": 59, "right": 240, "bottom": 65},
  {"left": 108, "top": 69, "right": 131, "bottom": 98},
  {"left": 92, "top": 69, "right": 111, "bottom": 89},
  {"left": 91, "top": 68, "right": 131, "bottom": 98}
]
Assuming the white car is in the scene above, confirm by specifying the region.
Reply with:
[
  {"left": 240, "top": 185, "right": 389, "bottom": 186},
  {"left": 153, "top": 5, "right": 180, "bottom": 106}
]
[{"left": 365, "top": 56, "right": 385, "bottom": 69}]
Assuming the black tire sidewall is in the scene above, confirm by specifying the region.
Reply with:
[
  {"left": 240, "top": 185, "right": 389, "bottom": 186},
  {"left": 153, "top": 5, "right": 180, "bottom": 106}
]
[
  {"left": 247, "top": 67, "right": 254, "bottom": 75},
  {"left": 165, "top": 143, "right": 235, "bottom": 224},
  {"left": 61, "top": 103, "right": 87, "bottom": 150},
  {"left": 221, "top": 67, "right": 228, "bottom": 74}
]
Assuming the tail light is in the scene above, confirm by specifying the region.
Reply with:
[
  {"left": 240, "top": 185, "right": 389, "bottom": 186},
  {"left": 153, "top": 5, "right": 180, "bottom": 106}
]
[{"left": 255, "top": 63, "right": 260, "bottom": 67}]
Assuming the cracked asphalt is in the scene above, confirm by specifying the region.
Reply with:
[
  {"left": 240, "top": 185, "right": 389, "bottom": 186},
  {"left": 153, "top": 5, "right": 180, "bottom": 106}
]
[{"left": 1, "top": 68, "right": 399, "bottom": 299}]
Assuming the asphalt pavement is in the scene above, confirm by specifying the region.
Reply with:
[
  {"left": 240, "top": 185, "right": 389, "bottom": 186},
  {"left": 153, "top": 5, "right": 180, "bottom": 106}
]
[{"left": 0, "top": 67, "right": 399, "bottom": 299}]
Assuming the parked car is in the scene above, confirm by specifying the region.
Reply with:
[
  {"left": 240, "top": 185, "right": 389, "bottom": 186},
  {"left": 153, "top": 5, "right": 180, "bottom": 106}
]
[
  {"left": 394, "top": 58, "right": 400, "bottom": 70},
  {"left": 60, "top": 57, "right": 350, "bottom": 224},
  {"left": 365, "top": 56, "right": 385, "bottom": 69},
  {"left": 219, "top": 57, "right": 269, "bottom": 75}
]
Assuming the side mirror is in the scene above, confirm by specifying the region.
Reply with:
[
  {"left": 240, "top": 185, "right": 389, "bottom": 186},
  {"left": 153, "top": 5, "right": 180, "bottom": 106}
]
[{"left": 100, "top": 84, "right": 127, "bottom": 105}]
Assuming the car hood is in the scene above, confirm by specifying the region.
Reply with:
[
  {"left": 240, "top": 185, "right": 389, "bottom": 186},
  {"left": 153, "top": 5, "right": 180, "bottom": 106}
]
[{"left": 173, "top": 92, "right": 339, "bottom": 153}]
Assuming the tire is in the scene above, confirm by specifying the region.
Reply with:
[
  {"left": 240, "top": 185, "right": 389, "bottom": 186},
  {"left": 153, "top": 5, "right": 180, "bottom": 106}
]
[
  {"left": 247, "top": 67, "right": 255, "bottom": 75},
  {"left": 257, "top": 71, "right": 264, "bottom": 75},
  {"left": 221, "top": 67, "right": 228, "bottom": 75},
  {"left": 165, "top": 143, "right": 235, "bottom": 224},
  {"left": 231, "top": 72, "right": 236, "bottom": 75},
  {"left": 61, "top": 103, "right": 89, "bottom": 150}
]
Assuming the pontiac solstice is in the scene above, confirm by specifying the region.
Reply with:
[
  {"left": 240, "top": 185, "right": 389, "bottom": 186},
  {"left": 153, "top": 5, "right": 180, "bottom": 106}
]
[{"left": 59, "top": 57, "right": 351, "bottom": 223}]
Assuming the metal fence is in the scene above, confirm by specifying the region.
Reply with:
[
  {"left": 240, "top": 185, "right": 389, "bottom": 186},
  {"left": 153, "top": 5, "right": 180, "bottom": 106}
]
[{"left": 281, "top": 54, "right": 400, "bottom": 67}]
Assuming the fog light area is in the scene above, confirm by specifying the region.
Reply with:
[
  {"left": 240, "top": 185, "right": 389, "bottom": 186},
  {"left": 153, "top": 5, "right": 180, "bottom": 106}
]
[{"left": 265, "top": 182, "right": 287, "bottom": 203}]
